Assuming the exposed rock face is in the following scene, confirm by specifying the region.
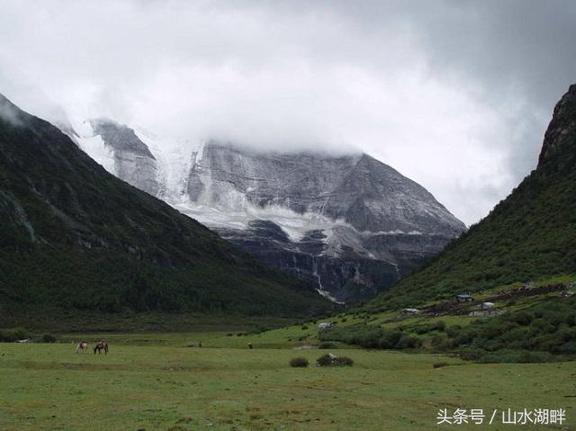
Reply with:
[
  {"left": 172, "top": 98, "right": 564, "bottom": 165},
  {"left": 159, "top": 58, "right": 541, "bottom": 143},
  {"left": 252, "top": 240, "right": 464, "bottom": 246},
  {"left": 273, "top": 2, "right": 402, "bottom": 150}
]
[
  {"left": 88, "top": 119, "right": 160, "bottom": 196},
  {"left": 76, "top": 129, "right": 466, "bottom": 303},
  {"left": 538, "top": 84, "right": 576, "bottom": 169},
  {"left": 179, "top": 142, "right": 466, "bottom": 302},
  {"left": 216, "top": 222, "right": 381, "bottom": 302},
  {"left": 189, "top": 143, "right": 464, "bottom": 236}
]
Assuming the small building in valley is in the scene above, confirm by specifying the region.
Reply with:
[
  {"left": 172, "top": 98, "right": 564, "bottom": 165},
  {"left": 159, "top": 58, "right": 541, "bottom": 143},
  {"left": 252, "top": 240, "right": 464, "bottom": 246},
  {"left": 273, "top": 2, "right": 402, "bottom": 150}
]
[
  {"left": 456, "top": 293, "right": 474, "bottom": 303},
  {"left": 318, "top": 322, "right": 335, "bottom": 330},
  {"left": 401, "top": 308, "right": 420, "bottom": 315}
]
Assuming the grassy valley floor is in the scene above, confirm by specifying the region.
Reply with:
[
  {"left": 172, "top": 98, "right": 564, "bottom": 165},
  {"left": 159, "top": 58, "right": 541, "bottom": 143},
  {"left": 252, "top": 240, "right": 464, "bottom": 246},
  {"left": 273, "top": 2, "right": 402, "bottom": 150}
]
[{"left": 0, "top": 332, "right": 574, "bottom": 430}]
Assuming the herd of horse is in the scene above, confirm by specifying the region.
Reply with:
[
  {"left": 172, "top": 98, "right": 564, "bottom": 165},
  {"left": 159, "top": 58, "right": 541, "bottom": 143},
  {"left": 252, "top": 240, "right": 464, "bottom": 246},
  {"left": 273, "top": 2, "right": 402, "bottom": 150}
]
[{"left": 75, "top": 340, "right": 109, "bottom": 354}]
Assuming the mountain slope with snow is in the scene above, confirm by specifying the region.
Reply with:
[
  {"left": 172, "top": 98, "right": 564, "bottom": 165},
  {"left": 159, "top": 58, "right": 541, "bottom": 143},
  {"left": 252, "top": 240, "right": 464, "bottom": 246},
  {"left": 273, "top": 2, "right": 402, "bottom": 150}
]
[
  {"left": 78, "top": 123, "right": 466, "bottom": 302},
  {"left": 0, "top": 94, "right": 330, "bottom": 320}
]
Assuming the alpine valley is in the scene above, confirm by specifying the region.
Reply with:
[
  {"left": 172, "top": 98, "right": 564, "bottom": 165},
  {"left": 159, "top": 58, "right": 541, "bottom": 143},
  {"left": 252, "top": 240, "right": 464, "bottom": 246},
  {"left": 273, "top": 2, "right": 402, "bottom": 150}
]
[{"left": 75, "top": 119, "right": 466, "bottom": 303}]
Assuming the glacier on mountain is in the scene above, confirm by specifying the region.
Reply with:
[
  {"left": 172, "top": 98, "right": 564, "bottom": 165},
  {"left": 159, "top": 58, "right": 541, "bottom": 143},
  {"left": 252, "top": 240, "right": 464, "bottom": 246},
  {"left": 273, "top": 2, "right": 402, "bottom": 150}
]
[{"left": 73, "top": 120, "right": 466, "bottom": 302}]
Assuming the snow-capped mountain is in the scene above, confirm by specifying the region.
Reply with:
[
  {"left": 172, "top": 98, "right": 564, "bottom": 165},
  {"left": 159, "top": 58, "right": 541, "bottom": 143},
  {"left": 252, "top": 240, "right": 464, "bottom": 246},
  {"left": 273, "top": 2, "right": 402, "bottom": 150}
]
[{"left": 75, "top": 120, "right": 466, "bottom": 303}]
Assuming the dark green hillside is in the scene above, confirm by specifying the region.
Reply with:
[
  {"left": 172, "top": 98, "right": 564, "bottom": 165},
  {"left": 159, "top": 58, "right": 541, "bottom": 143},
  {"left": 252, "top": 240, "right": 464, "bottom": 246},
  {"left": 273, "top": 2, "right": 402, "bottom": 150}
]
[
  {"left": 0, "top": 94, "right": 330, "bottom": 322},
  {"left": 370, "top": 84, "right": 576, "bottom": 311}
]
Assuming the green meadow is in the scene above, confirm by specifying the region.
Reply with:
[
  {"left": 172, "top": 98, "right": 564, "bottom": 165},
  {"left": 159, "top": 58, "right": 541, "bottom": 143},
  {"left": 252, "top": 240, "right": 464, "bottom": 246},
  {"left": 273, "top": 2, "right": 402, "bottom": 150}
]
[{"left": 0, "top": 329, "right": 575, "bottom": 431}]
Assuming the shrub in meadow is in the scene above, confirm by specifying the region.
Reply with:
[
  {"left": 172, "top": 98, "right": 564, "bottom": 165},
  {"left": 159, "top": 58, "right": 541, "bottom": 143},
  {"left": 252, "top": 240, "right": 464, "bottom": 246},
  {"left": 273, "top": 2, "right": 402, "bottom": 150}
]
[
  {"left": 317, "top": 353, "right": 354, "bottom": 367},
  {"left": 41, "top": 334, "right": 57, "bottom": 343},
  {"left": 333, "top": 356, "right": 354, "bottom": 366},
  {"left": 289, "top": 357, "right": 309, "bottom": 368}
]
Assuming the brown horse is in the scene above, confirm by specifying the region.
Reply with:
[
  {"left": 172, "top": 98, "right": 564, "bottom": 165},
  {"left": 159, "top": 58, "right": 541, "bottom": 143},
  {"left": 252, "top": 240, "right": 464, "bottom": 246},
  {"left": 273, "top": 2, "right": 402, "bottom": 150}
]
[
  {"left": 75, "top": 341, "right": 88, "bottom": 353},
  {"left": 93, "top": 341, "right": 109, "bottom": 355}
]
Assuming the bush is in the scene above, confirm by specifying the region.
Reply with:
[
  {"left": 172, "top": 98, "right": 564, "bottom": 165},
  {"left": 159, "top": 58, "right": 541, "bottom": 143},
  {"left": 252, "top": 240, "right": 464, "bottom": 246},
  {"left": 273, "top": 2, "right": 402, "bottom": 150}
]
[
  {"left": 459, "top": 349, "right": 483, "bottom": 361},
  {"left": 289, "top": 357, "right": 309, "bottom": 368},
  {"left": 477, "top": 350, "right": 554, "bottom": 363},
  {"left": 510, "top": 311, "right": 533, "bottom": 326},
  {"left": 41, "top": 334, "right": 57, "bottom": 343},
  {"left": 378, "top": 330, "right": 402, "bottom": 349},
  {"left": 414, "top": 321, "right": 446, "bottom": 335},
  {"left": 396, "top": 334, "right": 422, "bottom": 349},
  {"left": 316, "top": 354, "right": 354, "bottom": 367},
  {"left": 433, "top": 362, "right": 449, "bottom": 369},
  {"left": 559, "top": 341, "right": 576, "bottom": 354},
  {"left": 432, "top": 320, "right": 447, "bottom": 332},
  {"left": 431, "top": 334, "right": 447, "bottom": 348},
  {"left": 333, "top": 356, "right": 354, "bottom": 366},
  {"left": 446, "top": 325, "right": 462, "bottom": 338},
  {"left": 413, "top": 325, "right": 431, "bottom": 335},
  {"left": 316, "top": 354, "right": 334, "bottom": 367},
  {"left": 320, "top": 324, "right": 425, "bottom": 351}
]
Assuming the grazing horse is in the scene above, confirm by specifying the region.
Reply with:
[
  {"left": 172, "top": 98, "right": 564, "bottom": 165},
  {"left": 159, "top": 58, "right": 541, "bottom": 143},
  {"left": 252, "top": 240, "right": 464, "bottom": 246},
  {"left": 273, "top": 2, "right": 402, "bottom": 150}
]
[
  {"left": 75, "top": 341, "right": 89, "bottom": 353},
  {"left": 93, "top": 341, "right": 109, "bottom": 355}
]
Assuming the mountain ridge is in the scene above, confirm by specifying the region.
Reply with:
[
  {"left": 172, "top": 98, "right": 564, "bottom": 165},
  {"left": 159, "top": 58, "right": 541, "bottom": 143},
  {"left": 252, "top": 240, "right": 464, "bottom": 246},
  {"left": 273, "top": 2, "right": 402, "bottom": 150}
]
[
  {"left": 0, "top": 93, "right": 331, "bottom": 321},
  {"left": 80, "top": 123, "right": 465, "bottom": 302}
]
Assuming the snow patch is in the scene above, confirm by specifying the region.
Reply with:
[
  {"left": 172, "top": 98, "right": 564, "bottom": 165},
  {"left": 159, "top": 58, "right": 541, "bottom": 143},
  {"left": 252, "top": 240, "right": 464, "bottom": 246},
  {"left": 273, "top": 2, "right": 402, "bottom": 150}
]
[
  {"left": 174, "top": 197, "right": 349, "bottom": 243},
  {"left": 76, "top": 134, "right": 115, "bottom": 174}
]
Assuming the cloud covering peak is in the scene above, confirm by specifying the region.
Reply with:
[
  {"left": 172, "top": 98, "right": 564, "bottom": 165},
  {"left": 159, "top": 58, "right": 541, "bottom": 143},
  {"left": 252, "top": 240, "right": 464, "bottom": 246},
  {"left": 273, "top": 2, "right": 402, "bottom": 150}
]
[{"left": 1, "top": 0, "right": 575, "bottom": 224}]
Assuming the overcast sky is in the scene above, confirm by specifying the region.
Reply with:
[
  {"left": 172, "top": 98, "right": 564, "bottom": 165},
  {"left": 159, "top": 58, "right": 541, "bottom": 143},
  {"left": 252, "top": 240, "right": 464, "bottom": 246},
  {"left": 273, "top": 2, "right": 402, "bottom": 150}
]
[{"left": 1, "top": 0, "right": 575, "bottom": 225}]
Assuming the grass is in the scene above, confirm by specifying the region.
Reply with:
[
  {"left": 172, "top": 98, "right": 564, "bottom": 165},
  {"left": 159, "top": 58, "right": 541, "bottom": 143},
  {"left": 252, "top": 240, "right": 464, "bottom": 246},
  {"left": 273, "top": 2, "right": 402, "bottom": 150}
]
[
  {"left": 2, "top": 311, "right": 299, "bottom": 334},
  {"left": 0, "top": 334, "right": 575, "bottom": 430}
]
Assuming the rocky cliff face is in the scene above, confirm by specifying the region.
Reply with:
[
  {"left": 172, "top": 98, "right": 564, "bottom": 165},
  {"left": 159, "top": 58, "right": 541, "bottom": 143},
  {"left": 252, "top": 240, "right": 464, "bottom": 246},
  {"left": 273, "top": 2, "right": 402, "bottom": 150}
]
[
  {"left": 538, "top": 84, "right": 576, "bottom": 169},
  {"left": 189, "top": 143, "right": 464, "bottom": 236},
  {"left": 87, "top": 119, "right": 160, "bottom": 196},
  {"left": 180, "top": 142, "right": 465, "bottom": 302},
  {"left": 75, "top": 130, "right": 466, "bottom": 303}
]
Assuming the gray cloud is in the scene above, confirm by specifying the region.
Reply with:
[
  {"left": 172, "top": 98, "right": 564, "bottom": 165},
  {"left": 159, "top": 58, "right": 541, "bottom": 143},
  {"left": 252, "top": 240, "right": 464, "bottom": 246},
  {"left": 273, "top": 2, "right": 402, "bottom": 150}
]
[{"left": 0, "top": 0, "right": 574, "bottom": 225}]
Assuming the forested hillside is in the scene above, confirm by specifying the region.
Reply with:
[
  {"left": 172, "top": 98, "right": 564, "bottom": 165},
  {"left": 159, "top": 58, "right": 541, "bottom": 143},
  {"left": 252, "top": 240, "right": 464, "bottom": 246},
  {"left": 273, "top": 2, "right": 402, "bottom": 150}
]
[{"left": 0, "top": 94, "right": 330, "bottom": 321}]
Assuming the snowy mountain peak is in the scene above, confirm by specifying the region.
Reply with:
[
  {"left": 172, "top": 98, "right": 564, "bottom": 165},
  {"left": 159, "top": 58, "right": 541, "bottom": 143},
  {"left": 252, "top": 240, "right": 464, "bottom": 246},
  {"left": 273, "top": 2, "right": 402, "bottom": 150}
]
[
  {"left": 75, "top": 123, "right": 466, "bottom": 302},
  {"left": 185, "top": 141, "right": 465, "bottom": 236}
]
